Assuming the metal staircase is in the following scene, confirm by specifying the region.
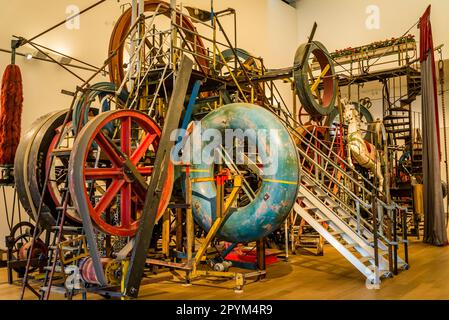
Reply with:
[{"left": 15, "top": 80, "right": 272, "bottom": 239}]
[
  {"left": 292, "top": 138, "right": 409, "bottom": 284},
  {"left": 295, "top": 171, "right": 405, "bottom": 284},
  {"left": 262, "top": 83, "right": 409, "bottom": 286}
]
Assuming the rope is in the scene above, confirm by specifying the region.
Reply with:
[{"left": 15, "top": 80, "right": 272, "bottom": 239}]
[{"left": 438, "top": 50, "right": 449, "bottom": 226}]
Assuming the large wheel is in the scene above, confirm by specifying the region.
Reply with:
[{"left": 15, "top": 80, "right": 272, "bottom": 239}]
[
  {"left": 294, "top": 41, "right": 337, "bottom": 116},
  {"left": 72, "top": 82, "right": 129, "bottom": 135},
  {"left": 14, "top": 111, "right": 75, "bottom": 229},
  {"left": 108, "top": 0, "right": 209, "bottom": 87},
  {"left": 68, "top": 110, "right": 173, "bottom": 237}
]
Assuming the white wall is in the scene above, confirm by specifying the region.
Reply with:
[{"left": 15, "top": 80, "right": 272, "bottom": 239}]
[
  {"left": 296, "top": 0, "right": 449, "bottom": 58},
  {"left": 0, "top": 0, "right": 298, "bottom": 248},
  {"left": 296, "top": 0, "right": 449, "bottom": 183},
  {"left": 296, "top": 0, "right": 449, "bottom": 117}
]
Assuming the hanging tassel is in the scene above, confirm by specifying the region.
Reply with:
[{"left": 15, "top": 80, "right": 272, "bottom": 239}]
[{"left": 0, "top": 64, "right": 23, "bottom": 166}]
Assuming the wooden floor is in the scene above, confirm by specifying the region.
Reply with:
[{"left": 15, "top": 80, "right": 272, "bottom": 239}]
[{"left": 1, "top": 238, "right": 449, "bottom": 300}]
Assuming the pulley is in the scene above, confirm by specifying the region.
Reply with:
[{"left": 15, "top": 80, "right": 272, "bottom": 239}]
[{"left": 68, "top": 109, "right": 174, "bottom": 237}]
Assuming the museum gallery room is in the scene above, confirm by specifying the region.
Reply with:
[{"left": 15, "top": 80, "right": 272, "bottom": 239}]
[{"left": 1, "top": 0, "right": 449, "bottom": 305}]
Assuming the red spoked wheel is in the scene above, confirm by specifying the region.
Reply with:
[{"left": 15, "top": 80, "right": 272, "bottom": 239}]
[{"left": 68, "top": 110, "right": 173, "bottom": 237}]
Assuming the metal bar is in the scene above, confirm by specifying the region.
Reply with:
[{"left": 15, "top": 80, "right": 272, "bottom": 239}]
[
  {"left": 299, "top": 22, "right": 317, "bottom": 69},
  {"left": 0, "top": 48, "right": 98, "bottom": 73},
  {"left": 28, "top": 42, "right": 102, "bottom": 70},
  {"left": 28, "top": 42, "right": 85, "bottom": 82},
  {"left": 25, "top": 0, "right": 107, "bottom": 44},
  {"left": 124, "top": 56, "right": 193, "bottom": 298}
]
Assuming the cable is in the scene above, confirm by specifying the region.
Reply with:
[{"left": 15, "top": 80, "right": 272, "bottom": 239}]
[{"left": 438, "top": 49, "right": 449, "bottom": 226}]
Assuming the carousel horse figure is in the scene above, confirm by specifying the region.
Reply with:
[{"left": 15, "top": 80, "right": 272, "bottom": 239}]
[{"left": 343, "top": 99, "right": 384, "bottom": 193}]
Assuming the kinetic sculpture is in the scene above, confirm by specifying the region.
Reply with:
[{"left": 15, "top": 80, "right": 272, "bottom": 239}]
[{"left": 343, "top": 99, "right": 384, "bottom": 192}]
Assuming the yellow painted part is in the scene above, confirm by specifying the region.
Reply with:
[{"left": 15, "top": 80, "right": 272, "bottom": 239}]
[
  {"left": 311, "top": 64, "right": 330, "bottom": 93},
  {"left": 193, "top": 217, "right": 224, "bottom": 269},
  {"left": 193, "top": 269, "right": 236, "bottom": 278},
  {"left": 191, "top": 177, "right": 215, "bottom": 183},
  {"left": 264, "top": 178, "right": 298, "bottom": 185},
  {"left": 413, "top": 184, "right": 424, "bottom": 216},
  {"left": 224, "top": 176, "right": 242, "bottom": 212},
  {"left": 187, "top": 169, "right": 210, "bottom": 173},
  {"left": 121, "top": 260, "right": 129, "bottom": 300},
  {"left": 59, "top": 236, "right": 89, "bottom": 265}
]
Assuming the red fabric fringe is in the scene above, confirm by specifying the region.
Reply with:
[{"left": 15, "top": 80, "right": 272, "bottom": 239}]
[{"left": 0, "top": 64, "right": 23, "bottom": 165}]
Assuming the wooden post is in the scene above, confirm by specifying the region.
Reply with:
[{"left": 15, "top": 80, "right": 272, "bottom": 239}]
[
  {"left": 162, "top": 209, "right": 170, "bottom": 256},
  {"left": 256, "top": 238, "right": 266, "bottom": 279},
  {"left": 175, "top": 208, "right": 183, "bottom": 254}
]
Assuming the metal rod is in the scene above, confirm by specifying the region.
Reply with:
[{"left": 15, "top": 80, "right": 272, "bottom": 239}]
[
  {"left": 28, "top": 42, "right": 85, "bottom": 82},
  {"left": 0, "top": 48, "right": 98, "bottom": 72},
  {"left": 28, "top": 41, "right": 102, "bottom": 70},
  {"left": 25, "top": 0, "right": 107, "bottom": 45}
]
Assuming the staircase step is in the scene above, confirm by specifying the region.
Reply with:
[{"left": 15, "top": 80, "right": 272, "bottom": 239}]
[
  {"left": 400, "top": 97, "right": 417, "bottom": 105},
  {"left": 359, "top": 256, "right": 372, "bottom": 263},
  {"left": 40, "top": 285, "right": 67, "bottom": 295},
  {"left": 384, "top": 122, "right": 410, "bottom": 128},
  {"left": 51, "top": 148, "right": 73, "bottom": 157},
  {"left": 330, "top": 230, "right": 343, "bottom": 236},
  {"left": 384, "top": 115, "right": 409, "bottom": 120},
  {"left": 388, "top": 128, "right": 410, "bottom": 134},
  {"left": 389, "top": 106, "right": 410, "bottom": 112},
  {"left": 43, "top": 265, "right": 63, "bottom": 272},
  {"left": 344, "top": 243, "right": 357, "bottom": 249}
]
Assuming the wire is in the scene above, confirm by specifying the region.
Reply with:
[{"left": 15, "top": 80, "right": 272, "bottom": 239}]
[{"left": 2, "top": 186, "right": 11, "bottom": 232}]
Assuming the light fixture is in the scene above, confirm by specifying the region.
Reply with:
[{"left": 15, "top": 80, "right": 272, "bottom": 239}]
[
  {"left": 32, "top": 50, "right": 48, "bottom": 59},
  {"left": 58, "top": 56, "right": 72, "bottom": 65},
  {"left": 25, "top": 53, "right": 33, "bottom": 60}
]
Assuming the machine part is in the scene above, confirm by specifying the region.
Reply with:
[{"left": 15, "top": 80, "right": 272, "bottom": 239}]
[
  {"left": 18, "top": 239, "right": 48, "bottom": 263},
  {"left": 58, "top": 235, "right": 89, "bottom": 265},
  {"left": 14, "top": 111, "right": 72, "bottom": 229},
  {"left": 297, "top": 105, "right": 324, "bottom": 125},
  {"left": 45, "top": 120, "right": 81, "bottom": 224},
  {"left": 7, "top": 221, "right": 44, "bottom": 274},
  {"left": 104, "top": 259, "right": 123, "bottom": 286},
  {"left": 326, "top": 103, "right": 374, "bottom": 141},
  {"left": 413, "top": 184, "right": 424, "bottom": 217},
  {"left": 215, "top": 48, "right": 262, "bottom": 76},
  {"left": 125, "top": 56, "right": 193, "bottom": 299},
  {"left": 79, "top": 257, "right": 112, "bottom": 285},
  {"left": 294, "top": 41, "right": 337, "bottom": 116},
  {"left": 213, "top": 260, "right": 233, "bottom": 272},
  {"left": 69, "top": 109, "right": 174, "bottom": 237},
  {"left": 108, "top": 0, "right": 209, "bottom": 86},
  {"left": 72, "top": 82, "right": 129, "bottom": 135},
  {"left": 189, "top": 103, "right": 300, "bottom": 243}
]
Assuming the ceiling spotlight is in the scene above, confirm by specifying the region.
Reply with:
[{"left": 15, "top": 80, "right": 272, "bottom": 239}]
[
  {"left": 32, "top": 50, "right": 48, "bottom": 59},
  {"left": 25, "top": 53, "right": 33, "bottom": 60},
  {"left": 58, "top": 56, "right": 72, "bottom": 65}
]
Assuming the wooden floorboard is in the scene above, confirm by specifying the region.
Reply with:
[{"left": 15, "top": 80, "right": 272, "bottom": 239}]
[{"left": 1, "top": 238, "right": 448, "bottom": 300}]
